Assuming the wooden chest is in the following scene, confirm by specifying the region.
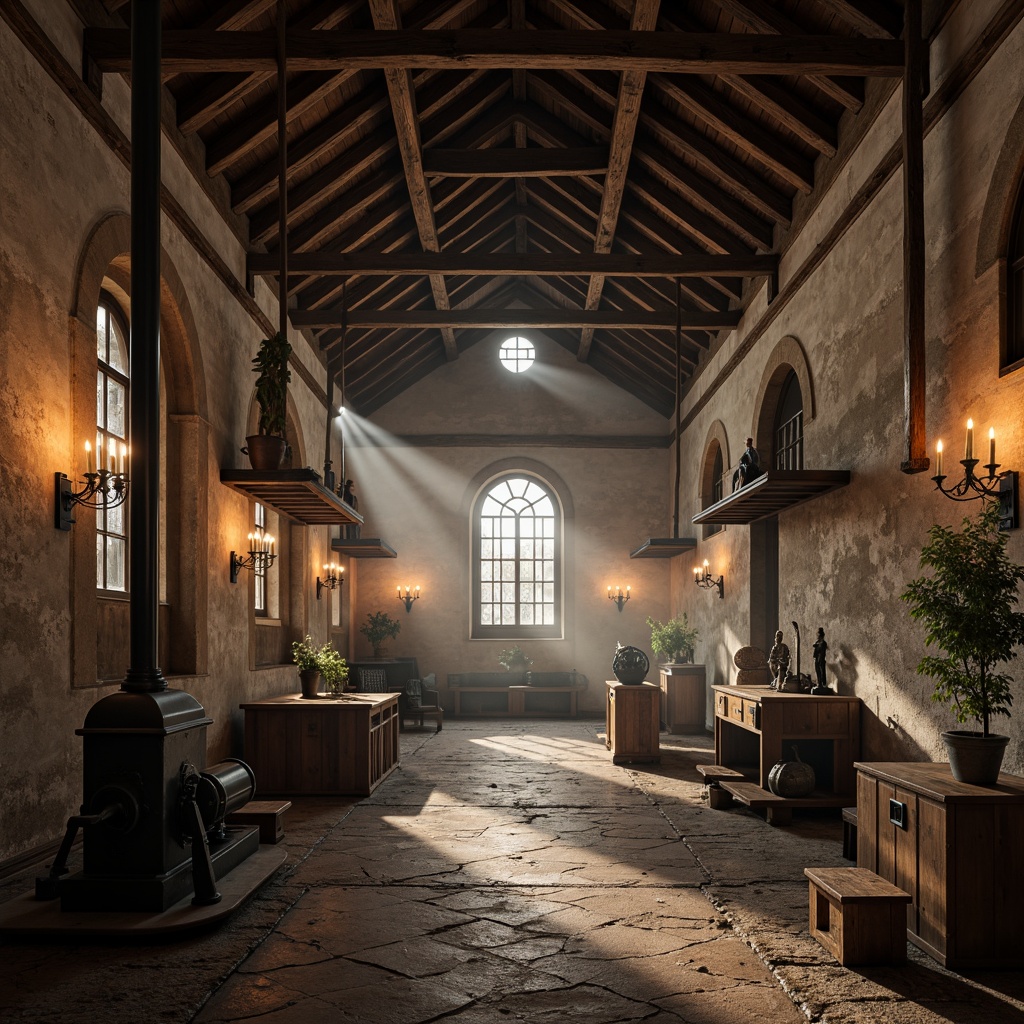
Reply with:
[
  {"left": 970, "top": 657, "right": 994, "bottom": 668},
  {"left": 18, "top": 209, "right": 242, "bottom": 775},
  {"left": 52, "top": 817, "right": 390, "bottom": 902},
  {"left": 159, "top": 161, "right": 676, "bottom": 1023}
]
[{"left": 856, "top": 761, "right": 1024, "bottom": 969}]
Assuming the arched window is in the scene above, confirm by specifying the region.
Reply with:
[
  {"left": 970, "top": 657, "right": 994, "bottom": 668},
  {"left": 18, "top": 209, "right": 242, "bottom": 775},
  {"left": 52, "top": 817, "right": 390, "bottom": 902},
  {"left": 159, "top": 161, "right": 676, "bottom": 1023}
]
[
  {"left": 773, "top": 371, "right": 804, "bottom": 470},
  {"left": 1006, "top": 176, "right": 1024, "bottom": 373},
  {"left": 703, "top": 443, "right": 725, "bottom": 538},
  {"left": 96, "top": 293, "right": 129, "bottom": 592},
  {"left": 473, "top": 475, "right": 561, "bottom": 639}
]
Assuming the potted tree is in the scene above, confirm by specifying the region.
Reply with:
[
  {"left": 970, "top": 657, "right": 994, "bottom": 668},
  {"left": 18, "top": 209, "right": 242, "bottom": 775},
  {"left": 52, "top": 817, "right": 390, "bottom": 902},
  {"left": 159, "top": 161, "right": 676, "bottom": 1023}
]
[
  {"left": 245, "top": 331, "right": 292, "bottom": 470},
  {"left": 497, "top": 645, "right": 532, "bottom": 672},
  {"left": 318, "top": 645, "right": 349, "bottom": 697},
  {"left": 647, "top": 614, "right": 700, "bottom": 665},
  {"left": 292, "top": 635, "right": 323, "bottom": 699},
  {"left": 360, "top": 611, "right": 401, "bottom": 658},
  {"left": 902, "top": 501, "right": 1024, "bottom": 784}
]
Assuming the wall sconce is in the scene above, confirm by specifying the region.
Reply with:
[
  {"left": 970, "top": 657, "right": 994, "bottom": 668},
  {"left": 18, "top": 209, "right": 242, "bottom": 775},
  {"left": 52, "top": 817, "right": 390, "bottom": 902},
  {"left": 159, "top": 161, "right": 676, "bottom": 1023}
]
[
  {"left": 607, "top": 585, "right": 630, "bottom": 611},
  {"left": 932, "top": 420, "right": 1018, "bottom": 529},
  {"left": 230, "top": 530, "right": 276, "bottom": 584},
  {"left": 316, "top": 562, "right": 344, "bottom": 600},
  {"left": 694, "top": 559, "right": 724, "bottom": 599},
  {"left": 397, "top": 585, "right": 420, "bottom": 612},
  {"left": 55, "top": 439, "right": 129, "bottom": 531}
]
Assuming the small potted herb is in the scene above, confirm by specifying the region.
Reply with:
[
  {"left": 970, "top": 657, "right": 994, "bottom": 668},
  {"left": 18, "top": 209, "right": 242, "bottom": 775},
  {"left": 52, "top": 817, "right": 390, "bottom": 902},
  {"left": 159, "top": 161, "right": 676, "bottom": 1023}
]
[
  {"left": 359, "top": 611, "right": 401, "bottom": 658},
  {"left": 318, "top": 646, "right": 349, "bottom": 697},
  {"left": 244, "top": 331, "right": 292, "bottom": 470},
  {"left": 901, "top": 501, "right": 1024, "bottom": 784},
  {"left": 292, "top": 635, "right": 323, "bottom": 699},
  {"left": 647, "top": 614, "right": 699, "bottom": 665}
]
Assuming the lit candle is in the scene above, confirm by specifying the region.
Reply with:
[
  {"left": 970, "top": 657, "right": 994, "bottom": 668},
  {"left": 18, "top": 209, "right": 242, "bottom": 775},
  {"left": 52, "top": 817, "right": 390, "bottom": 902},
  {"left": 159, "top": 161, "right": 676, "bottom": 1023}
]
[
  {"left": 398, "top": 585, "right": 403, "bottom": 597},
  {"left": 268, "top": 535, "right": 274, "bottom": 555},
  {"left": 119, "top": 442, "right": 127, "bottom": 477},
  {"left": 965, "top": 419, "right": 974, "bottom": 460},
  {"left": 414, "top": 586, "right": 420, "bottom": 596},
  {"left": 936, "top": 439, "right": 943, "bottom": 478},
  {"left": 108, "top": 438, "right": 116, "bottom": 474},
  {"left": 989, "top": 427, "right": 996, "bottom": 468},
  {"left": 703, "top": 558, "right": 710, "bottom": 580},
  {"left": 693, "top": 566, "right": 700, "bottom": 579},
  {"left": 85, "top": 440, "right": 93, "bottom": 475},
  {"left": 625, "top": 586, "right": 630, "bottom": 596}
]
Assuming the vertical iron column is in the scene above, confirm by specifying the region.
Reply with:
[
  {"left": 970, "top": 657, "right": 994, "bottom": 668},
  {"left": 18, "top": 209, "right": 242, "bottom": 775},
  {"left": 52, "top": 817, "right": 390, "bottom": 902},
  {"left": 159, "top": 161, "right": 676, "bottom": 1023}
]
[
  {"left": 672, "top": 279, "right": 681, "bottom": 539},
  {"left": 124, "top": 0, "right": 166, "bottom": 691},
  {"left": 901, "top": 0, "right": 928, "bottom": 474}
]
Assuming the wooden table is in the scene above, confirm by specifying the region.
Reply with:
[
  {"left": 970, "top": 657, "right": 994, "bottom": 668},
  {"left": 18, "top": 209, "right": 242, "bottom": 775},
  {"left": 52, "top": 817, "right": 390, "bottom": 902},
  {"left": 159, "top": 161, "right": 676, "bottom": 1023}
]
[
  {"left": 707, "top": 684, "right": 860, "bottom": 824},
  {"left": 856, "top": 761, "right": 1024, "bottom": 969},
  {"left": 605, "top": 681, "right": 660, "bottom": 764},
  {"left": 241, "top": 692, "right": 399, "bottom": 796}
]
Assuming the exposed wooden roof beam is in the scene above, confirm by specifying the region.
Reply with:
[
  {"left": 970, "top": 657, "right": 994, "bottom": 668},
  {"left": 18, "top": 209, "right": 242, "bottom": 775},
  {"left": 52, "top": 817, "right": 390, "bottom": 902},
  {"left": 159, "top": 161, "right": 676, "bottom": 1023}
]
[
  {"left": 577, "top": 0, "right": 661, "bottom": 363},
  {"left": 816, "top": 0, "right": 901, "bottom": 39},
  {"left": 85, "top": 29, "right": 906, "bottom": 76},
  {"left": 247, "top": 251, "right": 776, "bottom": 277},
  {"left": 292, "top": 309, "right": 742, "bottom": 330},
  {"left": 422, "top": 146, "right": 609, "bottom": 177},
  {"left": 369, "top": 0, "right": 457, "bottom": 361}
]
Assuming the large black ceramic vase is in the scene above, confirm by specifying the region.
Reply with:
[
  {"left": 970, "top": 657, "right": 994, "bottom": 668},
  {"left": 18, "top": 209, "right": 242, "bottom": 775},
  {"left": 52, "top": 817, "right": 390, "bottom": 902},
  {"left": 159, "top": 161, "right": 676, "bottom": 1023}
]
[{"left": 612, "top": 645, "right": 649, "bottom": 685}]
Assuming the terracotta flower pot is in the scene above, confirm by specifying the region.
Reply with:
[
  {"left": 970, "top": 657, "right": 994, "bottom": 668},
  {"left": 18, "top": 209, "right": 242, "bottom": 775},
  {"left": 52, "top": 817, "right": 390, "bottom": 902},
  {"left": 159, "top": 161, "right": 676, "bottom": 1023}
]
[{"left": 243, "top": 434, "right": 288, "bottom": 471}]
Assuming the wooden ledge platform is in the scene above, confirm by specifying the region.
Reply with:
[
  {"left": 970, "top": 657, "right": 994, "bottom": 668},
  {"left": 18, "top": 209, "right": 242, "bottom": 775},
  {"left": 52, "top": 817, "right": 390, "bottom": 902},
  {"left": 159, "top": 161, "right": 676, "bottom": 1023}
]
[
  {"left": 0, "top": 845, "right": 286, "bottom": 938},
  {"left": 720, "top": 780, "right": 853, "bottom": 825},
  {"left": 696, "top": 764, "right": 747, "bottom": 782}
]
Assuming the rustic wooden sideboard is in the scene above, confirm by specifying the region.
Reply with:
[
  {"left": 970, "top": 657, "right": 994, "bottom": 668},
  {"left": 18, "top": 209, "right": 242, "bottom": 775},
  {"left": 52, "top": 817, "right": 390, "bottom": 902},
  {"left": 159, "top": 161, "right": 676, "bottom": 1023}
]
[
  {"left": 605, "top": 681, "right": 660, "bottom": 764},
  {"left": 856, "top": 761, "right": 1024, "bottom": 969},
  {"left": 709, "top": 684, "right": 861, "bottom": 824},
  {"left": 241, "top": 692, "right": 399, "bottom": 796}
]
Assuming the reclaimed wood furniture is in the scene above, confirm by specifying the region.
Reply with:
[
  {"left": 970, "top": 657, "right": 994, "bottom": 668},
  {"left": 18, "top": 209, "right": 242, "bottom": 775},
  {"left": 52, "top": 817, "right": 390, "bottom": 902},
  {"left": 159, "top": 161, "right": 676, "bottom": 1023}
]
[
  {"left": 240, "top": 692, "right": 399, "bottom": 797},
  {"left": 804, "top": 866, "right": 912, "bottom": 966},
  {"left": 700, "top": 684, "right": 861, "bottom": 824},
  {"left": 605, "top": 681, "right": 660, "bottom": 764},
  {"left": 225, "top": 800, "right": 291, "bottom": 844},
  {"left": 659, "top": 664, "right": 707, "bottom": 734},
  {"left": 855, "top": 761, "right": 1024, "bottom": 969},
  {"left": 449, "top": 671, "right": 582, "bottom": 718}
]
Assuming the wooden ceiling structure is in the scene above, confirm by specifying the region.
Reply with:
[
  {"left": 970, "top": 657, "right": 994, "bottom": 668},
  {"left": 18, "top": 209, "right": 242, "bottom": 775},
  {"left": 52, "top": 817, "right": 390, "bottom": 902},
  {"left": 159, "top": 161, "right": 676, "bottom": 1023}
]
[{"left": 84, "top": 0, "right": 910, "bottom": 418}]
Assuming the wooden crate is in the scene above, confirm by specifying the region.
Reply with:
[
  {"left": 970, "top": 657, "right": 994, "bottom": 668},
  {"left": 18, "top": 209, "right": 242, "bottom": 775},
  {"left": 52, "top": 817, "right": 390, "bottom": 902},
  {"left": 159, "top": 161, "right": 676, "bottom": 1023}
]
[
  {"left": 659, "top": 665, "right": 706, "bottom": 734},
  {"left": 605, "top": 681, "right": 660, "bottom": 764}
]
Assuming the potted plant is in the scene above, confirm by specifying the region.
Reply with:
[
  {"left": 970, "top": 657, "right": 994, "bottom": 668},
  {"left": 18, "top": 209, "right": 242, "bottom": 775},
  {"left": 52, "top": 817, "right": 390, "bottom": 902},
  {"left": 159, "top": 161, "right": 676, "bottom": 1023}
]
[
  {"left": 245, "top": 331, "right": 292, "bottom": 470},
  {"left": 647, "top": 614, "right": 700, "bottom": 665},
  {"left": 318, "top": 645, "right": 349, "bottom": 697},
  {"left": 497, "top": 645, "right": 532, "bottom": 672},
  {"left": 292, "top": 634, "right": 323, "bottom": 699},
  {"left": 901, "top": 501, "right": 1024, "bottom": 784},
  {"left": 360, "top": 611, "right": 401, "bottom": 658}
]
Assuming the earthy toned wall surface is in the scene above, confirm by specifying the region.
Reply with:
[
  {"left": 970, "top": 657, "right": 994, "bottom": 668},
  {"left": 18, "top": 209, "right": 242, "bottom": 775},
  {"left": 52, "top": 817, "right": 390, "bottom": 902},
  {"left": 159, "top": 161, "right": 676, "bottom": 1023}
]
[
  {"left": 670, "top": 7, "right": 1024, "bottom": 766},
  {"left": 349, "top": 328, "right": 673, "bottom": 715}
]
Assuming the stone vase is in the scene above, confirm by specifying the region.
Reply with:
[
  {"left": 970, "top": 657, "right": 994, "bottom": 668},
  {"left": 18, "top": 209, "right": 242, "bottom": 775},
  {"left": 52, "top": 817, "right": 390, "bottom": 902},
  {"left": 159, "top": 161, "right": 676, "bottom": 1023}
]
[
  {"left": 299, "top": 669, "right": 321, "bottom": 699},
  {"left": 941, "top": 730, "right": 1009, "bottom": 785}
]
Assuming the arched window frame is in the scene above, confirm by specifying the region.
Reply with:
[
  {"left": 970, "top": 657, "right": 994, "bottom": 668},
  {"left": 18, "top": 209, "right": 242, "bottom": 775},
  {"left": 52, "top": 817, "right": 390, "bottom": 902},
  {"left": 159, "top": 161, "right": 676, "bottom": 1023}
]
[
  {"left": 96, "top": 291, "right": 130, "bottom": 594},
  {"left": 471, "top": 473, "right": 563, "bottom": 640},
  {"left": 772, "top": 370, "right": 804, "bottom": 471}
]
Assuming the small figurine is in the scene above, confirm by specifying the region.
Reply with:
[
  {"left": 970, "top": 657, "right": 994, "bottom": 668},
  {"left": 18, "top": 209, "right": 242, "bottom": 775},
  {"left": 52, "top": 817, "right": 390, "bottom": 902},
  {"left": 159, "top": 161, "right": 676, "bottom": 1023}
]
[
  {"left": 732, "top": 437, "right": 764, "bottom": 491},
  {"left": 767, "top": 629, "right": 790, "bottom": 690},
  {"left": 812, "top": 628, "right": 832, "bottom": 694}
]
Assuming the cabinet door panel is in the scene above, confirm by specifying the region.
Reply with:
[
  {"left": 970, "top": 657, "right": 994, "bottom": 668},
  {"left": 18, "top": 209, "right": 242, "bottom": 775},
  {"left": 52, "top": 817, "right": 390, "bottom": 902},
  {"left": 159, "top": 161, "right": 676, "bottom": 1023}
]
[
  {"left": 781, "top": 704, "right": 815, "bottom": 735},
  {"left": 917, "top": 797, "right": 948, "bottom": 954},
  {"left": 857, "top": 772, "right": 878, "bottom": 869}
]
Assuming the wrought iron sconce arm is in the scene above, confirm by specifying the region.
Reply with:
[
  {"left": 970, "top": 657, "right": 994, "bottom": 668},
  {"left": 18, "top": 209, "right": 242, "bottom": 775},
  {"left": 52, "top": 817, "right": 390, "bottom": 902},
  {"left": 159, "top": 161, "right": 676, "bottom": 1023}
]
[
  {"left": 230, "top": 532, "right": 277, "bottom": 584},
  {"left": 694, "top": 561, "right": 724, "bottom": 599},
  {"left": 317, "top": 564, "right": 344, "bottom": 600},
  {"left": 607, "top": 586, "right": 630, "bottom": 612},
  {"left": 55, "top": 470, "right": 129, "bottom": 531},
  {"left": 397, "top": 585, "right": 420, "bottom": 612}
]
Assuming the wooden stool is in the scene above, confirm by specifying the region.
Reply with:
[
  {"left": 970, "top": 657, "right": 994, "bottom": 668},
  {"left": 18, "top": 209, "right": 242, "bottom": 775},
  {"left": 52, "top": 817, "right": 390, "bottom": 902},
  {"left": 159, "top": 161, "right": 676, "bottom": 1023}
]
[
  {"left": 804, "top": 867, "right": 911, "bottom": 966},
  {"left": 696, "top": 765, "right": 744, "bottom": 809},
  {"left": 226, "top": 800, "right": 292, "bottom": 844},
  {"left": 841, "top": 806, "right": 858, "bottom": 861}
]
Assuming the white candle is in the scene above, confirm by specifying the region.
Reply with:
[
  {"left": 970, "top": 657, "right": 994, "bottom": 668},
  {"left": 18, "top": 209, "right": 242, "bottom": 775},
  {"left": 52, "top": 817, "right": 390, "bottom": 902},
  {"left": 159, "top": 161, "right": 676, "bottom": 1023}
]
[
  {"left": 85, "top": 440, "right": 93, "bottom": 475},
  {"left": 936, "top": 439, "right": 943, "bottom": 478},
  {"left": 989, "top": 427, "right": 996, "bottom": 468},
  {"left": 965, "top": 419, "right": 974, "bottom": 460},
  {"left": 119, "top": 443, "right": 127, "bottom": 477}
]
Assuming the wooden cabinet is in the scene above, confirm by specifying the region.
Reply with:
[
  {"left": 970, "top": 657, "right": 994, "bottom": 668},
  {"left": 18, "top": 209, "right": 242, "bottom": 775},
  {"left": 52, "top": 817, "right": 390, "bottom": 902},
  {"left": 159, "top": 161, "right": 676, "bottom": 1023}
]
[
  {"left": 710, "top": 684, "right": 860, "bottom": 823},
  {"left": 856, "top": 761, "right": 1024, "bottom": 969},
  {"left": 659, "top": 664, "right": 706, "bottom": 734},
  {"left": 241, "top": 692, "right": 399, "bottom": 796},
  {"left": 605, "top": 681, "right": 660, "bottom": 764}
]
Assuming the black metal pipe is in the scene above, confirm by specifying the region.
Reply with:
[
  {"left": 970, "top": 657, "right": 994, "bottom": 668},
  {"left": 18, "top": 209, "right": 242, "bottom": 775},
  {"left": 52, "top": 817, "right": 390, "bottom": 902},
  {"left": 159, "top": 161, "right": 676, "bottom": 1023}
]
[{"left": 124, "top": 0, "right": 166, "bottom": 691}]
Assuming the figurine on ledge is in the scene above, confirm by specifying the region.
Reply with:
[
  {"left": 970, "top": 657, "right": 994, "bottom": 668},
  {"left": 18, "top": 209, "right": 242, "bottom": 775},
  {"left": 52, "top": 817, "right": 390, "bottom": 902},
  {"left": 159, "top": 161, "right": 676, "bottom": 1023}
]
[
  {"left": 732, "top": 437, "right": 764, "bottom": 491},
  {"left": 812, "top": 627, "right": 834, "bottom": 694},
  {"left": 341, "top": 478, "right": 360, "bottom": 539},
  {"left": 767, "top": 629, "right": 790, "bottom": 690}
]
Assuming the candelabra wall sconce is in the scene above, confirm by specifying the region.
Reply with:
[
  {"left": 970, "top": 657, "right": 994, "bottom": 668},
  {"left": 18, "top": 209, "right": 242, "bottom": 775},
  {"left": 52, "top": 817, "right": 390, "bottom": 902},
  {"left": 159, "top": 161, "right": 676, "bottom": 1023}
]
[
  {"left": 932, "top": 419, "right": 1018, "bottom": 530},
  {"left": 397, "top": 585, "right": 420, "bottom": 612},
  {"left": 55, "top": 439, "right": 129, "bottom": 531},
  {"left": 316, "top": 563, "right": 344, "bottom": 600},
  {"left": 607, "top": 585, "right": 631, "bottom": 611},
  {"left": 230, "top": 530, "right": 277, "bottom": 584},
  {"left": 694, "top": 559, "right": 724, "bottom": 599}
]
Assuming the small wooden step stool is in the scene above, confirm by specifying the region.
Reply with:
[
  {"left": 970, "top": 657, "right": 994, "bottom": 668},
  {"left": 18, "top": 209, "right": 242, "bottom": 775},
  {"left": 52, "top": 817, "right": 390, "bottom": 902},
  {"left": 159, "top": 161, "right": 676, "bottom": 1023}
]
[
  {"left": 804, "top": 866, "right": 911, "bottom": 966},
  {"left": 696, "top": 764, "right": 745, "bottom": 809},
  {"left": 226, "top": 800, "right": 292, "bottom": 844}
]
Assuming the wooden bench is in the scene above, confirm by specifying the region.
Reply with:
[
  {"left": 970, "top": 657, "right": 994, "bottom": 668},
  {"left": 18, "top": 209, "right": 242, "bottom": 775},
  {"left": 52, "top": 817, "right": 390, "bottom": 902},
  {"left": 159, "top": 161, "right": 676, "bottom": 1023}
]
[
  {"left": 226, "top": 800, "right": 292, "bottom": 844},
  {"left": 841, "top": 806, "right": 857, "bottom": 861},
  {"left": 804, "top": 867, "right": 911, "bottom": 966}
]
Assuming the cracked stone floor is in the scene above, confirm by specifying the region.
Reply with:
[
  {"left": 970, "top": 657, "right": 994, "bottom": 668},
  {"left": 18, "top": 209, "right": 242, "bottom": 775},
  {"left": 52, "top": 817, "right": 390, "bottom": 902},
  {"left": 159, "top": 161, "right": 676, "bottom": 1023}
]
[{"left": 2, "top": 720, "right": 1023, "bottom": 1023}]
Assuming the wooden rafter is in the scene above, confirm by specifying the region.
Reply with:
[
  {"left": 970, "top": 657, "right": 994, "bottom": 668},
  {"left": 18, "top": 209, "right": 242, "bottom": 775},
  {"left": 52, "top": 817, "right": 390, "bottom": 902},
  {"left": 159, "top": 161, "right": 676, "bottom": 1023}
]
[
  {"left": 291, "top": 309, "right": 742, "bottom": 330},
  {"left": 422, "top": 147, "right": 609, "bottom": 177}
]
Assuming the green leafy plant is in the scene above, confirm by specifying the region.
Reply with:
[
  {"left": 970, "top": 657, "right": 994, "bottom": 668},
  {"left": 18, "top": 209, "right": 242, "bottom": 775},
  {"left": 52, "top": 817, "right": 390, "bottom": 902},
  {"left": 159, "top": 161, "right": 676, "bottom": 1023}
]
[
  {"left": 901, "top": 501, "right": 1024, "bottom": 736},
  {"left": 291, "top": 635, "right": 321, "bottom": 672},
  {"left": 318, "top": 646, "right": 349, "bottom": 696},
  {"left": 497, "top": 645, "right": 532, "bottom": 670},
  {"left": 646, "top": 614, "right": 699, "bottom": 663},
  {"left": 252, "top": 332, "right": 292, "bottom": 437},
  {"left": 359, "top": 611, "right": 401, "bottom": 648}
]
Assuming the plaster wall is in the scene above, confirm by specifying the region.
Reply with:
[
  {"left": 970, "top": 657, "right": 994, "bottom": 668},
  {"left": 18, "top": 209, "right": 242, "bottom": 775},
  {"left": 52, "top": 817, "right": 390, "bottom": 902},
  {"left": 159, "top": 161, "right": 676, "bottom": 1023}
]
[
  {"left": 672, "top": 16, "right": 1024, "bottom": 768},
  {"left": 354, "top": 329, "right": 673, "bottom": 715}
]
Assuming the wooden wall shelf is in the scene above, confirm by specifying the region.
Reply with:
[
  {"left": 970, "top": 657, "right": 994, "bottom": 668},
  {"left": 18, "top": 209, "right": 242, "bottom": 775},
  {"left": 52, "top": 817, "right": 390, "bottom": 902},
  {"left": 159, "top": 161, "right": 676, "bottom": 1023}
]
[
  {"left": 221, "top": 469, "right": 363, "bottom": 526},
  {"left": 629, "top": 537, "right": 697, "bottom": 558},
  {"left": 692, "top": 470, "right": 851, "bottom": 525},
  {"left": 331, "top": 537, "right": 398, "bottom": 558}
]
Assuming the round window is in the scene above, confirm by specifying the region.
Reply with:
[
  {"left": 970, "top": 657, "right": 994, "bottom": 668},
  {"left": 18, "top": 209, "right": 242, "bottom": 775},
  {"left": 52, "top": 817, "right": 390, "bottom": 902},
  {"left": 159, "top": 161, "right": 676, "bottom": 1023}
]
[{"left": 499, "top": 336, "right": 535, "bottom": 373}]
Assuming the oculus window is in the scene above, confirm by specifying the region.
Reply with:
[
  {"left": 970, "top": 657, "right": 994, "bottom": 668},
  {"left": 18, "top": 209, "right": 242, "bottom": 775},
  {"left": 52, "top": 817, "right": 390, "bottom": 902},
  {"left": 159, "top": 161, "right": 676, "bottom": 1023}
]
[
  {"left": 473, "top": 475, "right": 561, "bottom": 639},
  {"left": 499, "top": 336, "right": 535, "bottom": 373}
]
